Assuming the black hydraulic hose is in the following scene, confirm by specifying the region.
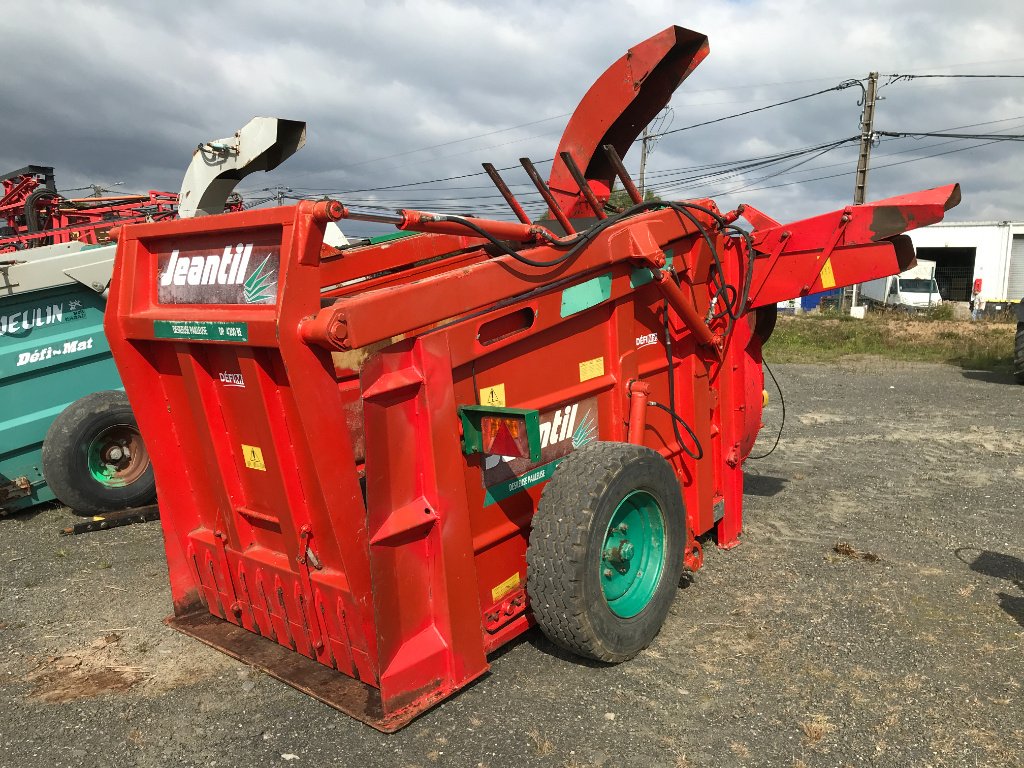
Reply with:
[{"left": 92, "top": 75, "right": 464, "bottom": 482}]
[
  {"left": 748, "top": 359, "right": 785, "bottom": 460},
  {"left": 648, "top": 401, "right": 703, "bottom": 461},
  {"left": 659, "top": 298, "right": 704, "bottom": 461}
]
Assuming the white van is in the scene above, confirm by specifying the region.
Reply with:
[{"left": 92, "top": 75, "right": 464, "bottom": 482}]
[{"left": 861, "top": 259, "right": 942, "bottom": 309}]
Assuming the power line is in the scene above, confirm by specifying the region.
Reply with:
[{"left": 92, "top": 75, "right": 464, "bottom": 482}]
[
  {"left": 264, "top": 84, "right": 868, "bottom": 198},
  {"left": 647, "top": 138, "right": 860, "bottom": 197},
  {"left": 705, "top": 135, "right": 1010, "bottom": 198},
  {"left": 884, "top": 73, "right": 1024, "bottom": 84},
  {"left": 685, "top": 118, "right": 1024, "bottom": 193},
  {"left": 877, "top": 130, "right": 1024, "bottom": 141},
  {"left": 331, "top": 112, "right": 572, "bottom": 170},
  {"left": 714, "top": 139, "right": 859, "bottom": 197},
  {"left": 647, "top": 81, "right": 864, "bottom": 139}
]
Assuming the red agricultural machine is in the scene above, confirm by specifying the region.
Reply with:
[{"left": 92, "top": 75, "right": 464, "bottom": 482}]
[
  {"left": 0, "top": 166, "right": 185, "bottom": 253},
  {"left": 105, "top": 26, "right": 959, "bottom": 730}
]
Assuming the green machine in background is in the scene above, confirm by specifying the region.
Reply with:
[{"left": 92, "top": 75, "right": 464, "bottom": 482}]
[{"left": 0, "top": 242, "right": 155, "bottom": 513}]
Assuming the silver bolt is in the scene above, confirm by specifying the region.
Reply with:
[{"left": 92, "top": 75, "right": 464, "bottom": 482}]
[{"left": 603, "top": 569, "right": 613, "bottom": 579}]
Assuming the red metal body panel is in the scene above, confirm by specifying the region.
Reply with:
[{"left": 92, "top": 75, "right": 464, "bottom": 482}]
[{"left": 103, "top": 25, "right": 959, "bottom": 730}]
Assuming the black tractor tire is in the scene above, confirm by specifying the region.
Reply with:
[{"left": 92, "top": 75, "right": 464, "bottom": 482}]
[
  {"left": 526, "top": 441, "right": 687, "bottom": 663},
  {"left": 42, "top": 391, "right": 156, "bottom": 515},
  {"left": 1014, "top": 323, "right": 1024, "bottom": 385}
]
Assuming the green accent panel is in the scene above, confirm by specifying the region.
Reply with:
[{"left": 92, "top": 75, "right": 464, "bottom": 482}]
[
  {"left": 484, "top": 458, "right": 562, "bottom": 506},
  {"left": 560, "top": 273, "right": 612, "bottom": 317},
  {"left": 629, "top": 252, "right": 675, "bottom": 289},
  {"left": 459, "top": 405, "right": 541, "bottom": 463},
  {"left": 154, "top": 320, "right": 248, "bottom": 342},
  {"left": 0, "top": 284, "right": 121, "bottom": 511},
  {"left": 368, "top": 231, "right": 418, "bottom": 244},
  {"left": 600, "top": 490, "right": 667, "bottom": 618}
]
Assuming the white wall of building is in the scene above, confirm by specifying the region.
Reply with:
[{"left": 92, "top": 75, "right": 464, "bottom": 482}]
[{"left": 906, "top": 221, "right": 1024, "bottom": 302}]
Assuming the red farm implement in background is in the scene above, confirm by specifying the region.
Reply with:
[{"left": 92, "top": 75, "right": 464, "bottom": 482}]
[
  {"left": 0, "top": 164, "right": 181, "bottom": 253},
  {"left": 105, "top": 25, "right": 959, "bottom": 731},
  {"left": 0, "top": 165, "right": 245, "bottom": 254}
]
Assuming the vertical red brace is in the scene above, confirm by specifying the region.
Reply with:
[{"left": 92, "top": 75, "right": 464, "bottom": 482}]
[
  {"left": 626, "top": 380, "right": 650, "bottom": 445},
  {"left": 360, "top": 334, "right": 488, "bottom": 714}
]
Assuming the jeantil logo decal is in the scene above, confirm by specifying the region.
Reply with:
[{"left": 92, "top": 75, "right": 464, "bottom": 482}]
[{"left": 156, "top": 234, "right": 280, "bottom": 305}]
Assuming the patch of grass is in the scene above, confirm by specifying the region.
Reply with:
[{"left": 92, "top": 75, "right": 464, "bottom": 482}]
[
  {"left": 767, "top": 314, "right": 1015, "bottom": 371},
  {"left": 799, "top": 714, "right": 837, "bottom": 746},
  {"left": 527, "top": 730, "right": 556, "bottom": 756}
]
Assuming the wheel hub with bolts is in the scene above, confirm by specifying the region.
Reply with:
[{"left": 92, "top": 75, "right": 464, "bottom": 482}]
[
  {"left": 599, "top": 489, "right": 666, "bottom": 618},
  {"left": 88, "top": 425, "right": 148, "bottom": 488}
]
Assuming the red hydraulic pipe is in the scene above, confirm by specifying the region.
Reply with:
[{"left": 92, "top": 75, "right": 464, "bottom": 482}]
[
  {"left": 651, "top": 269, "right": 717, "bottom": 349},
  {"left": 627, "top": 380, "right": 651, "bottom": 444},
  {"left": 398, "top": 209, "right": 554, "bottom": 243}
]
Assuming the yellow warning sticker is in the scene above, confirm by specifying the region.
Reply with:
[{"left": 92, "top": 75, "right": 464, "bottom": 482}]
[
  {"left": 491, "top": 572, "right": 521, "bottom": 603},
  {"left": 479, "top": 383, "right": 506, "bottom": 408},
  {"left": 819, "top": 258, "right": 836, "bottom": 289},
  {"left": 579, "top": 356, "right": 605, "bottom": 382},
  {"left": 242, "top": 444, "right": 267, "bottom": 471}
]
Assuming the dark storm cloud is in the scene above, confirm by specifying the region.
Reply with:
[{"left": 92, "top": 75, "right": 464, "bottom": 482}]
[{"left": 4, "top": 0, "right": 1022, "bottom": 224}]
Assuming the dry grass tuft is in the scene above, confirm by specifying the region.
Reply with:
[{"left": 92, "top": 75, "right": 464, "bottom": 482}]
[
  {"left": 730, "top": 742, "right": 752, "bottom": 758},
  {"left": 799, "top": 714, "right": 838, "bottom": 745},
  {"left": 528, "top": 729, "right": 556, "bottom": 756}
]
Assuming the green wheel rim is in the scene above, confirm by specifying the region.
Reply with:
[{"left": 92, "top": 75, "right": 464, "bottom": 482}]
[
  {"left": 600, "top": 489, "right": 666, "bottom": 618},
  {"left": 86, "top": 425, "right": 148, "bottom": 488}
]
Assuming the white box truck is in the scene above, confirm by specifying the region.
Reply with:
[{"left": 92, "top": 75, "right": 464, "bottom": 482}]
[{"left": 860, "top": 259, "right": 941, "bottom": 309}]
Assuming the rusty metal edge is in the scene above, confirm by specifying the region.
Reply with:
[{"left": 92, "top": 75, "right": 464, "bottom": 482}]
[
  {"left": 59, "top": 504, "right": 161, "bottom": 536},
  {"left": 166, "top": 611, "right": 418, "bottom": 733}
]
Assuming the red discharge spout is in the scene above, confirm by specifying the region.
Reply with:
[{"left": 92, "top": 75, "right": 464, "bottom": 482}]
[{"left": 546, "top": 26, "right": 710, "bottom": 217}]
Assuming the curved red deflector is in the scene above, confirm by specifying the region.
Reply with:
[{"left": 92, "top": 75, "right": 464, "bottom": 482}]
[{"left": 546, "top": 26, "right": 709, "bottom": 215}]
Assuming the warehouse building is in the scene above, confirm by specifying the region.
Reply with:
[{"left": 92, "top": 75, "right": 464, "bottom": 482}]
[{"left": 904, "top": 221, "right": 1024, "bottom": 305}]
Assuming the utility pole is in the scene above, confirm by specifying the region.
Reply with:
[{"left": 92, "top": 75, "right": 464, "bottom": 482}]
[
  {"left": 638, "top": 107, "right": 672, "bottom": 201},
  {"left": 639, "top": 127, "right": 649, "bottom": 199},
  {"left": 849, "top": 72, "right": 879, "bottom": 311},
  {"left": 853, "top": 72, "right": 879, "bottom": 205}
]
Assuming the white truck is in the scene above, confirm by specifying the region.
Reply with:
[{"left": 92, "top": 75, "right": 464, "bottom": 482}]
[{"left": 860, "top": 258, "right": 942, "bottom": 310}]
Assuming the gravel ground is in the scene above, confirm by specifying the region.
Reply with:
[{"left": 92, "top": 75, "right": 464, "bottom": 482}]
[{"left": 1, "top": 360, "right": 1021, "bottom": 768}]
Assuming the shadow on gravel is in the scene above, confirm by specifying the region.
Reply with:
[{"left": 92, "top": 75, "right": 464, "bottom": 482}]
[
  {"left": 957, "top": 547, "right": 1024, "bottom": 629},
  {"left": 743, "top": 473, "right": 789, "bottom": 498},
  {"left": 959, "top": 369, "right": 1017, "bottom": 385},
  {"left": 0, "top": 502, "right": 63, "bottom": 524}
]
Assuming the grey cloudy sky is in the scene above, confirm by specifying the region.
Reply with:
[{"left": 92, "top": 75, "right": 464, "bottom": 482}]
[{"left": 5, "top": 1, "right": 1023, "bottom": 234}]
